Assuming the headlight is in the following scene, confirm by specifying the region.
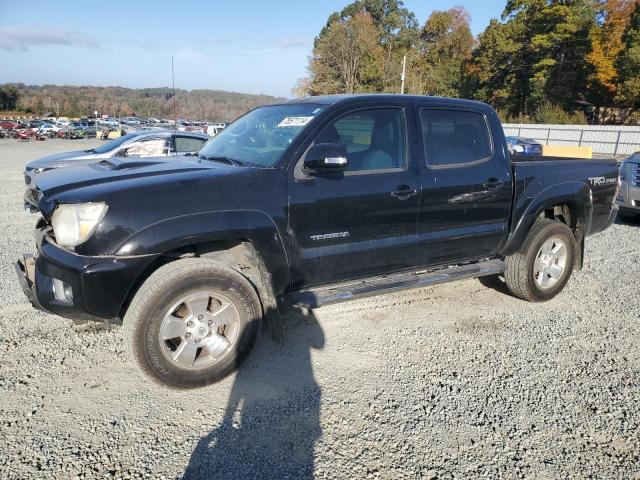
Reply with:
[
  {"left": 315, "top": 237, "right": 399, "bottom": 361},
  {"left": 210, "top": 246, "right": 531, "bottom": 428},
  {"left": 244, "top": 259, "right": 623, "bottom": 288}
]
[{"left": 51, "top": 203, "right": 108, "bottom": 248}]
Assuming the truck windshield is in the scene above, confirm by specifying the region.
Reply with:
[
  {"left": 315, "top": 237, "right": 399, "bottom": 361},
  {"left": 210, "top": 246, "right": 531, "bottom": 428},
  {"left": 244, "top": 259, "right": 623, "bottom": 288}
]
[{"left": 198, "top": 104, "right": 324, "bottom": 167}]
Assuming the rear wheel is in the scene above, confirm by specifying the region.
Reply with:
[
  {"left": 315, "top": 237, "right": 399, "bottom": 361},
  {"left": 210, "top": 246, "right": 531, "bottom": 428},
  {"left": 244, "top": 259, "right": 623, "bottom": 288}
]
[
  {"left": 504, "top": 219, "right": 575, "bottom": 302},
  {"left": 124, "top": 258, "right": 262, "bottom": 389}
]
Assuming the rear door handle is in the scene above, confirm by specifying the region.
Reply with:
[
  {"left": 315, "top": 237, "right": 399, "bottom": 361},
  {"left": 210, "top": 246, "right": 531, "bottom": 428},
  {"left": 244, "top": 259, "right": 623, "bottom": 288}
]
[
  {"left": 390, "top": 185, "right": 418, "bottom": 200},
  {"left": 483, "top": 178, "right": 502, "bottom": 189}
]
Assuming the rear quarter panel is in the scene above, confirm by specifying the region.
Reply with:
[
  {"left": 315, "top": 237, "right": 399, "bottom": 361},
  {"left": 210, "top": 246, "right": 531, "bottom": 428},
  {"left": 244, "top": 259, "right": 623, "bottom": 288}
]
[{"left": 502, "top": 157, "right": 618, "bottom": 255}]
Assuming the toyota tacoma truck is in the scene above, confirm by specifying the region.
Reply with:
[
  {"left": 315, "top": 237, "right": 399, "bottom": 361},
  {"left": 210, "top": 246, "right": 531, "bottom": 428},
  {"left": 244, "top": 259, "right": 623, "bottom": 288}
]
[{"left": 15, "top": 95, "right": 619, "bottom": 389}]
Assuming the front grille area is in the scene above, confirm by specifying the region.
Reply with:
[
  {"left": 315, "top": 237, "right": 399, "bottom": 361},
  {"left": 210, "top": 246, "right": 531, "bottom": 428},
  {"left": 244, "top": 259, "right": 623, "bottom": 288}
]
[
  {"left": 24, "top": 173, "right": 31, "bottom": 185},
  {"left": 633, "top": 163, "right": 640, "bottom": 187}
]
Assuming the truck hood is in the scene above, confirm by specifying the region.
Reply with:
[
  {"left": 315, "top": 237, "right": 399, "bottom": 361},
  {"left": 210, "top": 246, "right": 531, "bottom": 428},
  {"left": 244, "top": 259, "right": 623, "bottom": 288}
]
[
  {"left": 27, "top": 150, "right": 96, "bottom": 169},
  {"left": 29, "top": 156, "right": 237, "bottom": 215}
]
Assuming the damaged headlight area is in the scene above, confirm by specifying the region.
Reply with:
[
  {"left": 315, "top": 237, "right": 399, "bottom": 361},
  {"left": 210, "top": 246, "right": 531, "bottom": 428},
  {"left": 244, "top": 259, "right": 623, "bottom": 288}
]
[{"left": 51, "top": 203, "right": 108, "bottom": 248}]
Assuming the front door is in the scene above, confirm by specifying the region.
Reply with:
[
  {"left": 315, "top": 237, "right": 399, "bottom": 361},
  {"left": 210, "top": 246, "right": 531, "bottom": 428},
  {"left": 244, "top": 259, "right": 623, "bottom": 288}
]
[{"left": 288, "top": 106, "right": 420, "bottom": 288}]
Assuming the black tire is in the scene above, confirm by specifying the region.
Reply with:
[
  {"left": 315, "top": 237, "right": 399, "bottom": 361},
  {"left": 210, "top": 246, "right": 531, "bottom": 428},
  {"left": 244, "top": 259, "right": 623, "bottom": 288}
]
[
  {"left": 124, "top": 258, "right": 262, "bottom": 389},
  {"left": 504, "top": 219, "right": 575, "bottom": 302}
]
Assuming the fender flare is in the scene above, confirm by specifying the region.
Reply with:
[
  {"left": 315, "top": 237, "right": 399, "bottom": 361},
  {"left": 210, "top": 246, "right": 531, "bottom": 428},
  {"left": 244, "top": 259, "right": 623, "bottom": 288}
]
[
  {"left": 114, "top": 209, "right": 290, "bottom": 292},
  {"left": 500, "top": 181, "right": 593, "bottom": 256}
]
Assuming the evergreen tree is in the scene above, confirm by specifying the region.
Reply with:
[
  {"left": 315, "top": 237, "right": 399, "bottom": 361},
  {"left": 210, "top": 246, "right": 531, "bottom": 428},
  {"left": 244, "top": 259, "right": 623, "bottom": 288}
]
[{"left": 616, "top": 2, "right": 640, "bottom": 106}]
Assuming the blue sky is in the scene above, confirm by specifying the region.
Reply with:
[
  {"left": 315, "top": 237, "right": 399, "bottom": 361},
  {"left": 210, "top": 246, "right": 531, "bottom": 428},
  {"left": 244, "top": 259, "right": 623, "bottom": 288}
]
[{"left": 0, "top": 0, "right": 505, "bottom": 98}]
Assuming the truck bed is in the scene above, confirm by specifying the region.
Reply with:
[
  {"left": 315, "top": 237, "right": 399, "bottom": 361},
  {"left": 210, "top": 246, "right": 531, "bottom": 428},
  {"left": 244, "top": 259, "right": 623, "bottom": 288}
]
[{"left": 510, "top": 155, "right": 619, "bottom": 238}]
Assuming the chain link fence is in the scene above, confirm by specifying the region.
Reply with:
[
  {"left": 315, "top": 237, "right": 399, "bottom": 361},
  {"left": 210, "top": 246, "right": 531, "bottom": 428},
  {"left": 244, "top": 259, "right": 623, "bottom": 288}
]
[{"left": 503, "top": 123, "right": 640, "bottom": 157}]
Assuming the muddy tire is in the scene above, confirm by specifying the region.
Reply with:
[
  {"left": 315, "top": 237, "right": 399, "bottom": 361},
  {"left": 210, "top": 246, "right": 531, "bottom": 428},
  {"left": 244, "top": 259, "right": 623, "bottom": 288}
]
[
  {"left": 504, "top": 219, "right": 575, "bottom": 302},
  {"left": 124, "top": 258, "right": 262, "bottom": 389}
]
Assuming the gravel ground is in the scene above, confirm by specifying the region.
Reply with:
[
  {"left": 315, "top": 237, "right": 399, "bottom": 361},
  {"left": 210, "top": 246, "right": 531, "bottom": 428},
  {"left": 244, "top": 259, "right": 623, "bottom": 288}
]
[{"left": 1, "top": 138, "right": 639, "bottom": 479}]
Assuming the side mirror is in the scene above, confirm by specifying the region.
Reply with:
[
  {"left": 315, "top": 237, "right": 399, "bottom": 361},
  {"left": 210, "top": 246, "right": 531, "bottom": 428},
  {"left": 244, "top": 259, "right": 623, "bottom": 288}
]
[{"left": 304, "top": 143, "right": 348, "bottom": 173}]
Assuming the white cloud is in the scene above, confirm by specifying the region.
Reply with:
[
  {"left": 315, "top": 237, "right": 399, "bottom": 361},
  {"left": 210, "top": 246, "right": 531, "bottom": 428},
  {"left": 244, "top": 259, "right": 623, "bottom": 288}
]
[
  {"left": 173, "top": 47, "right": 207, "bottom": 62},
  {"left": 273, "top": 37, "right": 309, "bottom": 49},
  {"left": 0, "top": 26, "right": 100, "bottom": 51}
]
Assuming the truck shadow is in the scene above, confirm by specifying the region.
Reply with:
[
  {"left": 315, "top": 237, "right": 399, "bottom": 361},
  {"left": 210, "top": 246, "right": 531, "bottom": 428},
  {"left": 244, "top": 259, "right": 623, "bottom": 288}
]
[
  {"left": 477, "top": 274, "right": 513, "bottom": 296},
  {"left": 182, "top": 307, "right": 325, "bottom": 480}
]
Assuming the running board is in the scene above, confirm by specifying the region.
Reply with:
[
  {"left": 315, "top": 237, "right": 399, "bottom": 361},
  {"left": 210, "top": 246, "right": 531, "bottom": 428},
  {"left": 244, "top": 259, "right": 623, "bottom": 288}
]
[{"left": 288, "top": 259, "right": 505, "bottom": 309}]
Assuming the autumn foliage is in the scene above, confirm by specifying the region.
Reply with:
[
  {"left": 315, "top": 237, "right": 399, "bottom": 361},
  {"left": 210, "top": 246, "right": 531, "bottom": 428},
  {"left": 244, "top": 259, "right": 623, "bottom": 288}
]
[{"left": 299, "top": 0, "right": 640, "bottom": 118}]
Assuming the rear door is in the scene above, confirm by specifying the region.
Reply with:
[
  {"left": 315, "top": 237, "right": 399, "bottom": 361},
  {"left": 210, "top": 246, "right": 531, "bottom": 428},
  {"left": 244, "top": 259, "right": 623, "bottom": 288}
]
[
  {"left": 414, "top": 105, "right": 512, "bottom": 266},
  {"left": 287, "top": 104, "right": 421, "bottom": 288}
]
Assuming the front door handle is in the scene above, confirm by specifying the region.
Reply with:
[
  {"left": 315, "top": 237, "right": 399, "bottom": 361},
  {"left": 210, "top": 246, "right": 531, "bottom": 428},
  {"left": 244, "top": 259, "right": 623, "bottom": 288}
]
[{"left": 390, "top": 186, "right": 418, "bottom": 200}]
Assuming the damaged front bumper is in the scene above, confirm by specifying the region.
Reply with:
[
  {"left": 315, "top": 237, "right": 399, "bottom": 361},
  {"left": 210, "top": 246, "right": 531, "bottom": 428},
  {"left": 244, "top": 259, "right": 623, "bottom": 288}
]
[
  {"left": 14, "top": 254, "right": 37, "bottom": 306},
  {"left": 14, "top": 228, "right": 159, "bottom": 324}
]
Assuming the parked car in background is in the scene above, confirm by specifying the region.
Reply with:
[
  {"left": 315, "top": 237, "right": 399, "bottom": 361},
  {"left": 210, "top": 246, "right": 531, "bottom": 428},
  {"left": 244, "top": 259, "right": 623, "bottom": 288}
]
[
  {"left": 37, "top": 123, "right": 61, "bottom": 135},
  {"left": 72, "top": 121, "right": 99, "bottom": 136},
  {"left": 0, "top": 120, "right": 20, "bottom": 129},
  {"left": 506, "top": 136, "right": 544, "bottom": 155},
  {"left": 28, "top": 120, "right": 47, "bottom": 130},
  {"left": 617, "top": 152, "right": 640, "bottom": 221},
  {"left": 206, "top": 123, "right": 226, "bottom": 136},
  {"left": 24, "top": 130, "right": 210, "bottom": 183},
  {"left": 97, "top": 118, "right": 119, "bottom": 128}
]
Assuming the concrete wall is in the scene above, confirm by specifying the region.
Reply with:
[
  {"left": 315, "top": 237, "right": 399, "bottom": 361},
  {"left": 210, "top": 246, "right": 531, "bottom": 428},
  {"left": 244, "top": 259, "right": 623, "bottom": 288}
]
[{"left": 503, "top": 123, "right": 640, "bottom": 157}]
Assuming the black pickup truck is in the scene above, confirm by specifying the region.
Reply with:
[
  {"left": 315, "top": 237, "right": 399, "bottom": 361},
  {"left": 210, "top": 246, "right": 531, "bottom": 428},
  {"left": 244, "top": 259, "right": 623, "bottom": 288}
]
[{"left": 16, "top": 95, "right": 619, "bottom": 388}]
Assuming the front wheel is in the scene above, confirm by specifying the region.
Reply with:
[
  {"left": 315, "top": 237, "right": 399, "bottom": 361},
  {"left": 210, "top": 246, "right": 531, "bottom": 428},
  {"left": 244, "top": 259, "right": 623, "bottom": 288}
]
[
  {"left": 504, "top": 219, "right": 576, "bottom": 302},
  {"left": 124, "top": 258, "right": 262, "bottom": 389}
]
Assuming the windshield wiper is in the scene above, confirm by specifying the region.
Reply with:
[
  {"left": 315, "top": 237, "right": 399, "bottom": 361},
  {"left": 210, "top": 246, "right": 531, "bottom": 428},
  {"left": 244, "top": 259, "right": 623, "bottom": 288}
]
[
  {"left": 85, "top": 148, "right": 97, "bottom": 153},
  {"left": 199, "top": 155, "right": 246, "bottom": 167}
]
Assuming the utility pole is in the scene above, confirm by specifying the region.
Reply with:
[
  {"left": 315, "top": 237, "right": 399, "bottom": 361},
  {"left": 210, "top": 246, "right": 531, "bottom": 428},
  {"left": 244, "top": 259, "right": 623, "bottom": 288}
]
[
  {"left": 400, "top": 55, "right": 407, "bottom": 94},
  {"left": 171, "top": 56, "right": 176, "bottom": 121}
]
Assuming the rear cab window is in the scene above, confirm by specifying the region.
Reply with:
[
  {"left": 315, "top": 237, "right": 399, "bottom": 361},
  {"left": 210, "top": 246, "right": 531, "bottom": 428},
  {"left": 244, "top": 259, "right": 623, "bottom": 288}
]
[{"left": 420, "top": 109, "right": 493, "bottom": 167}]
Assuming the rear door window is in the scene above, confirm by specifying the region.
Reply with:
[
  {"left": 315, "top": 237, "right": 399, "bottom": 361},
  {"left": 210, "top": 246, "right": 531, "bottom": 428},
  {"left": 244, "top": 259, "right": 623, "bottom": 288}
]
[{"left": 420, "top": 109, "right": 492, "bottom": 167}]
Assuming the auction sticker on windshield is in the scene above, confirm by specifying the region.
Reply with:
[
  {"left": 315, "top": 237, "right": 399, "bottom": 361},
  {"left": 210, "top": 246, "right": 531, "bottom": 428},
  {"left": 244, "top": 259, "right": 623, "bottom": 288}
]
[{"left": 277, "top": 116, "right": 314, "bottom": 128}]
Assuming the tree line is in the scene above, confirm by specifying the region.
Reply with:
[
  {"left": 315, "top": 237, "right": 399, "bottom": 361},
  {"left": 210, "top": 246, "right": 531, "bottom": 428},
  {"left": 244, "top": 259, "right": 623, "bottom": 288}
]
[
  {"left": 0, "top": 84, "right": 284, "bottom": 122},
  {"left": 296, "top": 0, "right": 640, "bottom": 124}
]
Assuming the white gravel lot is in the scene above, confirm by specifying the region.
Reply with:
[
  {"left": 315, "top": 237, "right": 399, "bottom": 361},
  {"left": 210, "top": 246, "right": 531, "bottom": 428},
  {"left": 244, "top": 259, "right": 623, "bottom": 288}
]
[{"left": 0, "top": 138, "right": 639, "bottom": 479}]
